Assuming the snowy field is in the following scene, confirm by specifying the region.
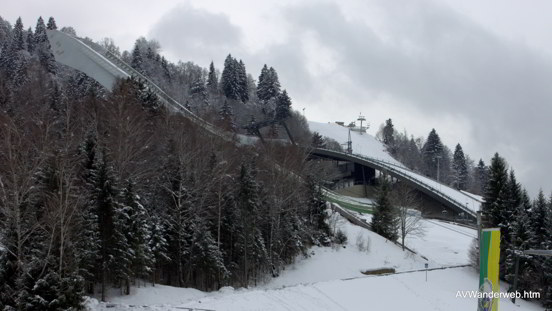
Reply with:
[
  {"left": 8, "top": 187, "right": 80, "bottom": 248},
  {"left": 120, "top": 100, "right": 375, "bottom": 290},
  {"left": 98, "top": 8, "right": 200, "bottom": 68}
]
[
  {"left": 87, "top": 210, "right": 544, "bottom": 311},
  {"left": 308, "top": 121, "right": 482, "bottom": 213},
  {"left": 357, "top": 212, "right": 476, "bottom": 266}
]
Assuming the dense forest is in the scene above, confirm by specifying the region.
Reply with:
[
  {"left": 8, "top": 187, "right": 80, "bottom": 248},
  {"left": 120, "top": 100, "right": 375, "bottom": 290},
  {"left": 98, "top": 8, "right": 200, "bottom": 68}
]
[{"left": 0, "top": 16, "right": 337, "bottom": 310}]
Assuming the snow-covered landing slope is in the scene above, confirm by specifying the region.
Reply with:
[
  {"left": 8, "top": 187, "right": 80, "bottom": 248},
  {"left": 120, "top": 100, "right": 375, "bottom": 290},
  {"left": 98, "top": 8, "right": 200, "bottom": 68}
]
[{"left": 309, "top": 121, "right": 481, "bottom": 213}]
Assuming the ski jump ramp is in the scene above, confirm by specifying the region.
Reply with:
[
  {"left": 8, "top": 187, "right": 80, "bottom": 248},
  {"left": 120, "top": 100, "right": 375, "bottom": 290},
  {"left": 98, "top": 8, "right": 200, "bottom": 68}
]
[{"left": 311, "top": 148, "right": 479, "bottom": 221}]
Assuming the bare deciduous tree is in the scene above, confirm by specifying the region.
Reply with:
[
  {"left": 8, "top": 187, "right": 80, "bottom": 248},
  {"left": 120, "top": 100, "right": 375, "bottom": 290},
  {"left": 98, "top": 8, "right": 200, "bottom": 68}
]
[{"left": 391, "top": 184, "right": 425, "bottom": 251}]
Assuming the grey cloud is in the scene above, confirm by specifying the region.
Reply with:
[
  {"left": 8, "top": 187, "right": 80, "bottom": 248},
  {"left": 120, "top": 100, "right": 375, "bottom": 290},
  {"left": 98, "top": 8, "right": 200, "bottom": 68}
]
[
  {"left": 278, "top": 0, "right": 551, "bottom": 194},
  {"left": 149, "top": 4, "right": 243, "bottom": 66}
]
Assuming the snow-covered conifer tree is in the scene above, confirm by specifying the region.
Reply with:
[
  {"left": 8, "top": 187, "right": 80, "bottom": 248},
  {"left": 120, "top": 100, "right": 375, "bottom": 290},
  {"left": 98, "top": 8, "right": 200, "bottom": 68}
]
[
  {"left": 452, "top": 143, "right": 468, "bottom": 190},
  {"left": 207, "top": 61, "right": 218, "bottom": 93},
  {"left": 275, "top": 89, "right": 292, "bottom": 121},
  {"left": 371, "top": 178, "right": 398, "bottom": 241}
]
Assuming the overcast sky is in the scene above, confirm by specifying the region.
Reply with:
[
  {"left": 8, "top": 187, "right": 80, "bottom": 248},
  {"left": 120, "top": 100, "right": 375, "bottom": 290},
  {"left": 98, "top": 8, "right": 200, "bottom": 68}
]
[{"left": 4, "top": 0, "right": 552, "bottom": 196}]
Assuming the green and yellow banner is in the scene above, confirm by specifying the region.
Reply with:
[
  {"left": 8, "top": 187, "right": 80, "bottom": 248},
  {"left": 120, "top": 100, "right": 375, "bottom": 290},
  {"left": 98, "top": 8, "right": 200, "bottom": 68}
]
[{"left": 479, "top": 228, "right": 501, "bottom": 311}]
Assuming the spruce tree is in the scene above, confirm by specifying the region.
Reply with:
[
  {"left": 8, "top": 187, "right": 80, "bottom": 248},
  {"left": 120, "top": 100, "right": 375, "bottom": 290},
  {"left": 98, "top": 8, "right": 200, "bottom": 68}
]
[
  {"left": 371, "top": 178, "right": 398, "bottom": 241},
  {"left": 91, "top": 149, "right": 131, "bottom": 300},
  {"left": 187, "top": 214, "right": 228, "bottom": 288},
  {"left": 219, "top": 100, "right": 236, "bottom": 131},
  {"left": 46, "top": 17, "right": 57, "bottom": 30},
  {"left": 237, "top": 59, "right": 249, "bottom": 102},
  {"left": 26, "top": 27, "right": 34, "bottom": 54},
  {"left": 528, "top": 190, "right": 550, "bottom": 302},
  {"left": 530, "top": 190, "right": 548, "bottom": 249},
  {"left": 35, "top": 16, "right": 56, "bottom": 74},
  {"left": 452, "top": 143, "right": 468, "bottom": 190},
  {"left": 422, "top": 129, "right": 444, "bottom": 180},
  {"left": 311, "top": 132, "right": 326, "bottom": 149},
  {"left": 275, "top": 89, "right": 292, "bottom": 121},
  {"left": 131, "top": 43, "right": 144, "bottom": 74},
  {"left": 306, "top": 175, "right": 331, "bottom": 244},
  {"left": 148, "top": 214, "right": 169, "bottom": 285},
  {"left": 481, "top": 153, "right": 508, "bottom": 227},
  {"left": 12, "top": 17, "right": 25, "bottom": 51},
  {"left": 160, "top": 56, "right": 171, "bottom": 81},
  {"left": 257, "top": 65, "right": 281, "bottom": 102},
  {"left": 257, "top": 64, "right": 270, "bottom": 101},
  {"left": 237, "top": 163, "right": 267, "bottom": 286},
  {"left": 1, "top": 17, "right": 27, "bottom": 89},
  {"left": 34, "top": 17, "right": 48, "bottom": 45},
  {"left": 159, "top": 146, "right": 193, "bottom": 288},
  {"left": 505, "top": 189, "right": 532, "bottom": 286},
  {"left": 190, "top": 76, "right": 207, "bottom": 104},
  {"left": 473, "top": 159, "right": 489, "bottom": 195},
  {"left": 121, "top": 181, "right": 153, "bottom": 291},
  {"left": 494, "top": 170, "right": 521, "bottom": 278},
  {"left": 75, "top": 194, "right": 101, "bottom": 294},
  {"left": 382, "top": 119, "right": 395, "bottom": 147},
  {"left": 542, "top": 195, "right": 552, "bottom": 308},
  {"left": 75, "top": 132, "right": 101, "bottom": 294},
  {"left": 267, "top": 67, "right": 281, "bottom": 99},
  {"left": 221, "top": 54, "right": 240, "bottom": 101},
  {"left": 207, "top": 61, "right": 218, "bottom": 93}
]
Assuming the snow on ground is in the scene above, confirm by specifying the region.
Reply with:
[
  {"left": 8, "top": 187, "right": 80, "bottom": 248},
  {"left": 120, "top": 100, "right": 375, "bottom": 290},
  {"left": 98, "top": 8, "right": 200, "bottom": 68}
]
[
  {"left": 108, "top": 284, "right": 205, "bottom": 306},
  {"left": 356, "top": 212, "right": 476, "bottom": 266},
  {"left": 308, "top": 121, "right": 482, "bottom": 213},
  {"left": 90, "top": 268, "right": 544, "bottom": 311},
  {"left": 87, "top": 211, "right": 544, "bottom": 311},
  {"left": 176, "top": 267, "right": 543, "bottom": 311},
  {"left": 264, "top": 213, "right": 427, "bottom": 289},
  {"left": 405, "top": 219, "right": 476, "bottom": 266}
]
